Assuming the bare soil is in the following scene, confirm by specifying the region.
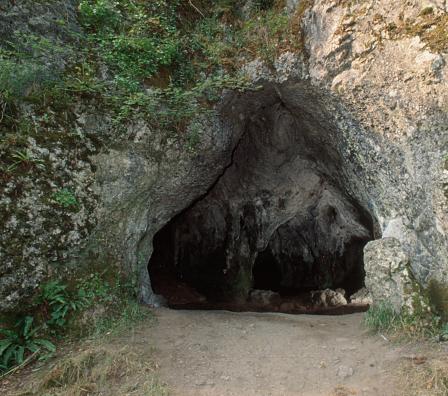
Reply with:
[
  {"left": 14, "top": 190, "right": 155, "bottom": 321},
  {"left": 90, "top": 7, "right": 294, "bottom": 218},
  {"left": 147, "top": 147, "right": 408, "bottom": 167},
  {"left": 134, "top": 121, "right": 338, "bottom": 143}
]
[
  {"left": 152, "top": 308, "right": 404, "bottom": 396},
  {"left": 3, "top": 308, "right": 446, "bottom": 396}
]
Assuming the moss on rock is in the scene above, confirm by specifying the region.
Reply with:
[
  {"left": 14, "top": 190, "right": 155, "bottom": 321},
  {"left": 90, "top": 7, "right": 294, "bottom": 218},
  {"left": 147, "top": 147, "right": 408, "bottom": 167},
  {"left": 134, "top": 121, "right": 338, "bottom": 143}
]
[{"left": 428, "top": 279, "right": 448, "bottom": 322}]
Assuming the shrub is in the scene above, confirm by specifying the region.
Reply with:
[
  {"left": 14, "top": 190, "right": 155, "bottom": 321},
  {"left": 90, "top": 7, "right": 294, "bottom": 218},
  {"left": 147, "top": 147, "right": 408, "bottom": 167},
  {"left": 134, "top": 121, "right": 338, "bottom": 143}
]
[
  {"left": 0, "top": 317, "right": 55, "bottom": 372},
  {"left": 36, "top": 281, "right": 87, "bottom": 330},
  {"left": 79, "top": 0, "right": 180, "bottom": 86}
]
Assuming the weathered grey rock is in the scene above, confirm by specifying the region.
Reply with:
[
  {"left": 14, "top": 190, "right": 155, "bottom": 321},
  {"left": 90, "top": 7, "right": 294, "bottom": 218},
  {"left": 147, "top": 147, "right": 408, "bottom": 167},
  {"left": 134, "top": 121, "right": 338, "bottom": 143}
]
[
  {"left": 249, "top": 289, "right": 281, "bottom": 305},
  {"left": 311, "top": 289, "right": 348, "bottom": 308},
  {"left": 337, "top": 365, "right": 354, "bottom": 379},
  {"left": 349, "top": 288, "right": 373, "bottom": 305},
  {"left": 364, "top": 238, "right": 421, "bottom": 312},
  {"left": 1, "top": 0, "right": 448, "bottom": 313},
  {"left": 286, "top": 0, "right": 301, "bottom": 12}
]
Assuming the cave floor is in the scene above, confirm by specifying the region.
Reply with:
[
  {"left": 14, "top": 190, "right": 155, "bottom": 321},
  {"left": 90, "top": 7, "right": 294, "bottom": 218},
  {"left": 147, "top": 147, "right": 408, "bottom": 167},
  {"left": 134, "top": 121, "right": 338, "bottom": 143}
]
[
  {"left": 152, "top": 309, "right": 405, "bottom": 396},
  {"left": 3, "top": 308, "right": 446, "bottom": 396}
]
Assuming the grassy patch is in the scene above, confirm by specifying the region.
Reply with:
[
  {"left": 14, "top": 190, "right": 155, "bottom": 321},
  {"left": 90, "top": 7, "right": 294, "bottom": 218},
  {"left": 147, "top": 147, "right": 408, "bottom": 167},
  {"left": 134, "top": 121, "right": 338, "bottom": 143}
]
[
  {"left": 364, "top": 301, "right": 445, "bottom": 341},
  {"left": 400, "top": 356, "right": 448, "bottom": 396},
  {"left": 0, "top": 273, "right": 151, "bottom": 376},
  {"left": 16, "top": 342, "right": 167, "bottom": 396},
  {"left": 428, "top": 280, "right": 448, "bottom": 323},
  {"left": 390, "top": 13, "right": 448, "bottom": 53},
  {"left": 86, "top": 299, "right": 154, "bottom": 338}
]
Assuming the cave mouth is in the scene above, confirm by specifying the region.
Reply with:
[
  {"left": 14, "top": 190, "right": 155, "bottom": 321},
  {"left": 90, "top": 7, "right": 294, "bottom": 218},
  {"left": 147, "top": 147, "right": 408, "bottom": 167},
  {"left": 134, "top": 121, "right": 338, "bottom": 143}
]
[
  {"left": 252, "top": 249, "right": 282, "bottom": 293},
  {"left": 149, "top": 213, "right": 371, "bottom": 314},
  {"left": 148, "top": 90, "right": 377, "bottom": 314}
]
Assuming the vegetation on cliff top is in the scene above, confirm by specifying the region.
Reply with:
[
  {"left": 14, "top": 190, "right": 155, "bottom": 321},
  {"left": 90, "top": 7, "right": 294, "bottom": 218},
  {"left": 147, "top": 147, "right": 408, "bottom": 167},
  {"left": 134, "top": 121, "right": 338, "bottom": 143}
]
[{"left": 0, "top": 0, "right": 306, "bottom": 145}]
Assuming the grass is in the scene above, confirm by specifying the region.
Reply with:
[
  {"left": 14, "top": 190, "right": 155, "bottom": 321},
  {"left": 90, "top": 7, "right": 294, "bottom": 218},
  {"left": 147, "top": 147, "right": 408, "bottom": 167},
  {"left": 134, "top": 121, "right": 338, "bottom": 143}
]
[
  {"left": 364, "top": 301, "right": 445, "bottom": 341},
  {"left": 87, "top": 299, "right": 154, "bottom": 337},
  {"left": 399, "top": 356, "right": 448, "bottom": 396},
  {"left": 363, "top": 301, "right": 397, "bottom": 333},
  {"left": 1, "top": 296, "right": 164, "bottom": 395},
  {"left": 388, "top": 13, "right": 448, "bottom": 53},
  {"left": 365, "top": 302, "right": 448, "bottom": 395},
  {"left": 14, "top": 342, "right": 167, "bottom": 396}
]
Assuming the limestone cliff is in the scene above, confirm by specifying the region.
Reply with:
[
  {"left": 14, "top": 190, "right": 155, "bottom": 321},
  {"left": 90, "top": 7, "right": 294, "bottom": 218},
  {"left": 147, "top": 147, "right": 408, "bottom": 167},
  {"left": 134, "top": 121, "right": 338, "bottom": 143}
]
[{"left": 1, "top": 0, "right": 447, "bottom": 315}]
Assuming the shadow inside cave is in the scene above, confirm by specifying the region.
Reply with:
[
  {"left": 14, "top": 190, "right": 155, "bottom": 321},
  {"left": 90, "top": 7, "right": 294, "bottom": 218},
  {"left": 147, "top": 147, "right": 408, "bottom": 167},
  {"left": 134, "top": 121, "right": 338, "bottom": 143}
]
[{"left": 148, "top": 85, "right": 377, "bottom": 315}]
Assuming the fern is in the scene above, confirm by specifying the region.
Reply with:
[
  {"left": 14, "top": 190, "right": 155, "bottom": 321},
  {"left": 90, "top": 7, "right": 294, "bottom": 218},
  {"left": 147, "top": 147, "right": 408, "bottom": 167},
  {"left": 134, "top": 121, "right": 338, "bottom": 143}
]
[{"left": 0, "top": 317, "right": 55, "bottom": 372}]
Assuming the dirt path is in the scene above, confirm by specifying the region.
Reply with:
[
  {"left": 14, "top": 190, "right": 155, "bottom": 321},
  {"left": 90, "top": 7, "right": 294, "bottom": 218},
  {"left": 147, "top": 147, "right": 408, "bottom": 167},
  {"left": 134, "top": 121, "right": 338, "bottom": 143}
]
[{"left": 152, "top": 308, "right": 405, "bottom": 396}]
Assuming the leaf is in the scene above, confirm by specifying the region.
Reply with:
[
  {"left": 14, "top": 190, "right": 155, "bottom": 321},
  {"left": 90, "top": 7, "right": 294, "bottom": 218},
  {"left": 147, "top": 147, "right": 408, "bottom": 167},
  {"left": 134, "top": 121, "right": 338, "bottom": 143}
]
[
  {"left": 26, "top": 342, "right": 40, "bottom": 353},
  {"left": 0, "top": 340, "right": 13, "bottom": 356},
  {"left": 15, "top": 346, "right": 25, "bottom": 364},
  {"left": 3, "top": 346, "right": 15, "bottom": 367},
  {"left": 0, "top": 328, "right": 17, "bottom": 339},
  {"left": 27, "top": 324, "right": 42, "bottom": 339},
  {"left": 22, "top": 316, "right": 34, "bottom": 338},
  {"left": 34, "top": 339, "right": 56, "bottom": 353}
]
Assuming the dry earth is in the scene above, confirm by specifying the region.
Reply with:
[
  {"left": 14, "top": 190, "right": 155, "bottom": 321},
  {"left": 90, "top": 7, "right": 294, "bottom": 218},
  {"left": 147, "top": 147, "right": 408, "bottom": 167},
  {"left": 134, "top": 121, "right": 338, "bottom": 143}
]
[
  {"left": 3, "top": 308, "right": 448, "bottom": 396},
  {"left": 152, "top": 309, "right": 404, "bottom": 396}
]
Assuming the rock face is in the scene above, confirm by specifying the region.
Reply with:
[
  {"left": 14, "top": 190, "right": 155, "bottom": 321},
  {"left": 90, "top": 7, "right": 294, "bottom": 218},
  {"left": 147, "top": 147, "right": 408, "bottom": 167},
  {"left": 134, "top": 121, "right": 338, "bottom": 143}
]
[
  {"left": 1, "top": 0, "right": 448, "bottom": 313},
  {"left": 249, "top": 290, "right": 282, "bottom": 306},
  {"left": 364, "top": 238, "right": 419, "bottom": 312},
  {"left": 349, "top": 288, "right": 373, "bottom": 306},
  {"left": 311, "top": 289, "right": 348, "bottom": 308},
  {"left": 151, "top": 87, "right": 374, "bottom": 301}
]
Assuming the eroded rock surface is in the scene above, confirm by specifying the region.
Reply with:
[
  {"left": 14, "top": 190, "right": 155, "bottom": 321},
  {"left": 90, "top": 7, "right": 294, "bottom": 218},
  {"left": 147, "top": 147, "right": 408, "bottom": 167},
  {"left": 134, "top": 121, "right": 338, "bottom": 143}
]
[
  {"left": 1, "top": 0, "right": 448, "bottom": 313},
  {"left": 311, "top": 288, "right": 348, "bottom": 308},
  {"left": 364, "top": 237, "right": 425, "bottom": 313}
]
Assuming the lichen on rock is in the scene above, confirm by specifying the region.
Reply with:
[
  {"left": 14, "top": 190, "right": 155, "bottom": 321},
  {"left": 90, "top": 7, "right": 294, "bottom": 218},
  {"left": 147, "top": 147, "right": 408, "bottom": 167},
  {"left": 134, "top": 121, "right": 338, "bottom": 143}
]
[{"left": 1, "top": 0, "right": 448, "bottom": 315}]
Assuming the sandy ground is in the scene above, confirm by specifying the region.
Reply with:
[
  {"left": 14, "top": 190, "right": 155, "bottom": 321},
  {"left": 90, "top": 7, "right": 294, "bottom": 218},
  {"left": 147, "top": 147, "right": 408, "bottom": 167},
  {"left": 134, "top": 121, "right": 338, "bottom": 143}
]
[{"left": 151, "top": 308, "right": 405, "bottom": 396}]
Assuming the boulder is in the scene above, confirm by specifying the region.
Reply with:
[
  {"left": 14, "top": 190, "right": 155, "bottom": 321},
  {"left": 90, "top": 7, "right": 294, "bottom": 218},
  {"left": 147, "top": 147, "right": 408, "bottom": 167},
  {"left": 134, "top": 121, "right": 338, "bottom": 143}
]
[
  {"left": 364, "top": 238, "right": 423, "bottom": 313},
  {"left": 311, "top": 289, "right": 347, "bottom": 308},
  {"left": 349, "top": 288, "right": 373, "bottom": 305}
]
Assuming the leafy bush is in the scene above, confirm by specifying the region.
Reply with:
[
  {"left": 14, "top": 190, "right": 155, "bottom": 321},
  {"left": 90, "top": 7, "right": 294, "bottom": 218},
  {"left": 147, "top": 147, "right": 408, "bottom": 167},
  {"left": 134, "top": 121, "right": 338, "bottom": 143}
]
[
  {"left": 0, "top": 274, "right": 146, "bottom": 374},
  {"left": 79, "top": 0, "right": 180, "bottom": 86},
  {"left": 78, "top": 0, "right": 122, "bottom": 32},
  {"left": 0, "top": 317, "right": 55, "bottom": 372},
  {"left": 0, "top": 33, "right": 69, "bottom": 104},
  {"left": 36, "top": 281, "right": 87, "bottom": 329},
  {"left": 0, "top": 57, "right": 49, "bottom": 101}
]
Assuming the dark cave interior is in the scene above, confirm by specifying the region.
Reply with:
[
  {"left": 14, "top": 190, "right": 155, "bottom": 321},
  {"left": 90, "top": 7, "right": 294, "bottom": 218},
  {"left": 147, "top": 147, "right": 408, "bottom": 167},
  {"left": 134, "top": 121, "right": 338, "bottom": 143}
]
[{"left": 148, "top": 94, "right": 376, "bottom": 313}]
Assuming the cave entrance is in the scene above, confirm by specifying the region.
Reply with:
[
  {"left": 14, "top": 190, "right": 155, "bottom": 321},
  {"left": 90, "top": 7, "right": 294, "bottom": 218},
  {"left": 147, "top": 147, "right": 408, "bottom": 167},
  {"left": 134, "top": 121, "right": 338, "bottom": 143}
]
[
  {"left": 252, "top": 250, "right": 282, "bottom": 292},
  {"left": 148, "top": 202, "right": 373, "bottom": 314},
  {"left": 148, "top": 91, "right": 377, "bottom": 314}
]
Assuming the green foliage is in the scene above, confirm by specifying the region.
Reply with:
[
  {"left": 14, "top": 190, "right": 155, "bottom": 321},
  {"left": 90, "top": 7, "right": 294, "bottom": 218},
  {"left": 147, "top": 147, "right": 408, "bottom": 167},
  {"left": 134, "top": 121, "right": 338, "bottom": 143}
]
[
  {"left": 90, "top": 299, "right": 152, "bottom": 337},
  {"left": 52, "top": 189, "right": 78, "bottom": 209},
  {"left": 0, "top": 57, "right": 49, "bottom": 103},
  {"left": 77, "top": 272, "right": 116, "bottom": 304},
  {"left": 364, "top": 301, "right": 398, "bottom": 333},
  {"left": 251, "top": 0, "right": 276, "bottom": 11},
  {"left": 111, "top": 74, "right": 253, "bottom": 133},
  {"left": 1, "top": 0, "right": 310, "bottom": 151},
  {"left": 0, "top": 273, "right": 142, "bottom": 375},
  {"left": 79, "top": 0, "right": 179, "bottom": 87},
  {"left": 6, "top": 149, "right": 45, "bottom": 172},
  {"left": 0, "top": 32, "right": 70, "bottom": 104},
  {"left": 36, "top": 281, "right": 88, "bottom": 329},
  {"left": 364, "top": 301, "right": 445, "bottom": 341},
  {"left": 0, "top": 316, "right": 56, "bottom": 372},
  {"left": 441, "top": 322, "right": 448, "bottom": 341}
]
